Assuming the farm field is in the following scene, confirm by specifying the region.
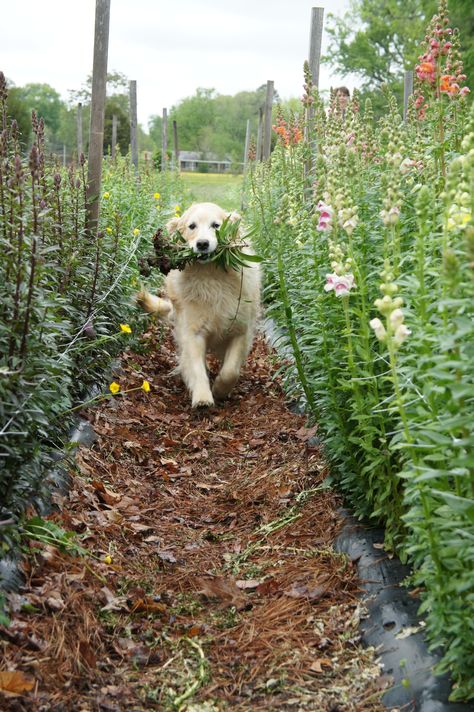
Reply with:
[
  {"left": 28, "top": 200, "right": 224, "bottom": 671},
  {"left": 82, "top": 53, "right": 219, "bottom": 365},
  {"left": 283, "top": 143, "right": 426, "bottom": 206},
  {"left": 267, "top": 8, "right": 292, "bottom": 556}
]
[{"left": 180, "top": 171, "right": 244, "bottom": 212}]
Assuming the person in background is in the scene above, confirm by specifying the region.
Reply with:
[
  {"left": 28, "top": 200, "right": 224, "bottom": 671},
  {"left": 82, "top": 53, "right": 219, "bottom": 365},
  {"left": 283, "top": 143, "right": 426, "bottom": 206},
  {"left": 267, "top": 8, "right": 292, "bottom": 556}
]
[{"left": 334, "top": 86, "right": 350, "bottom": 117}]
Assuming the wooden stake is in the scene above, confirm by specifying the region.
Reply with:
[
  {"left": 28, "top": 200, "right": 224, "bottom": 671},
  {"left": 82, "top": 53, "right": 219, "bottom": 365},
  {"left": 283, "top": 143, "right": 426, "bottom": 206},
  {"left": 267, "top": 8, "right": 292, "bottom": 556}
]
[
  {"left": 173, "top": 119, "right": 179, "bottom": 169},
  {"left": 86, "top": 0, "right": 110, "bottom": 237},
  {"left": 308, "top": 7, "right": 324, "bottom": 89},
  {"left": 243, "top": 118, "right": 251, "bottom": 172},
  {"left": 404, "top": 69, "right": 414, "bottom": 120},
  {"left": 111, "top": 114, "right": 118, "bottom": 159},
  {"left": 77, "top": 102, "right": 83, "bottom": 158},
  {"left": 262, "top": 80, "right": 274, "bottom": 161},
  {"left": 130, "top": 80, "right": 138, "bottom": 170},
  {"left": 162, "top": 108, "right": 168, "bottom": 171},
  {"left": 256, "top": 108, "right": 263, "bottom": 162}
]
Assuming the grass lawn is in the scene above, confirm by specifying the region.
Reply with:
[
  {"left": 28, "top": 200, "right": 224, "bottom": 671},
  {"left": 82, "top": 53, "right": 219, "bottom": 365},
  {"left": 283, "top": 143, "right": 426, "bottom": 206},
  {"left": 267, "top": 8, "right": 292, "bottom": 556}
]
[{"left": 180, "top": 172, "right": 244, "bottom": 212}]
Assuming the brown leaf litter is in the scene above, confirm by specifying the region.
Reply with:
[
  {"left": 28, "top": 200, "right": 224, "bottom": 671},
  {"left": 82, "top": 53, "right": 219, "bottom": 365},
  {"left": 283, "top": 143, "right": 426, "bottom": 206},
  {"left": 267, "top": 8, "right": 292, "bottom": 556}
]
[{"left": 0, "top": 327, "right": 386, "bottom": 711}]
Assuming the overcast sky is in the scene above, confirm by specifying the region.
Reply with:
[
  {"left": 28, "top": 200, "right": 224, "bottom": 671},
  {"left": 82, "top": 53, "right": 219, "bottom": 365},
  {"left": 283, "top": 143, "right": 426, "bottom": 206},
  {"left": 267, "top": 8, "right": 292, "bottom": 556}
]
[{"left": 1, "top": 0, "right": 353, "bottom": 129}]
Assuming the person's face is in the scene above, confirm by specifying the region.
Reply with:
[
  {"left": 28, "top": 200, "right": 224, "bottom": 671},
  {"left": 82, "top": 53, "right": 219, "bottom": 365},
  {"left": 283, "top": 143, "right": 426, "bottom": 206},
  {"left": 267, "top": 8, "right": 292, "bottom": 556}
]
[{"left": 336, "top": 92, "right": 349, "bottom": 111}]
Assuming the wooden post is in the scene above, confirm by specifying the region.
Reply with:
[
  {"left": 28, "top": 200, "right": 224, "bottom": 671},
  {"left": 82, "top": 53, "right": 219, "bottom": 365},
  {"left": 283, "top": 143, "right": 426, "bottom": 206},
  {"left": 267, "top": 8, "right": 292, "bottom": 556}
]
[
  {"left": 161, "top": 108, "right": 168, "bottom": 171},
  {"left": 130, "top": 80, "right": 138, "bottom": 170},
  {"left": 256, "top": 108, "right": 263, "bottom": 162},
  {"left": 77, "top": 102, "right": 83, "bottom": 158},
  {"left": 403, "top": 69, "right": 414, "bottom": 120},
  {"left": 262, "top": 80, "right": 274, "bottom": 161},
  {"left": 243, "top": 119, "right": 250, "bottom": 173},
  {"left": 111, "top": 114, "right": 118, "bottom": 159},
  {"left": 86, "top": 0, "right": 110, "bottom": 237},
  {"left": 173, "top": 119, "right": 179, "bottom": 169},
  {"left": 308, "top": 7, "right": 324, "bottom": 88}
]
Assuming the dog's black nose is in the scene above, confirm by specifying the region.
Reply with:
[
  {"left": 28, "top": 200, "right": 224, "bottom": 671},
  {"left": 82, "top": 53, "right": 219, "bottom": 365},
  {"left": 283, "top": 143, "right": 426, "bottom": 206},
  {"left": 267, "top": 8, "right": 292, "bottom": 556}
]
[{"left": 196, "top": 240, "right": 209, "bottom": 252}]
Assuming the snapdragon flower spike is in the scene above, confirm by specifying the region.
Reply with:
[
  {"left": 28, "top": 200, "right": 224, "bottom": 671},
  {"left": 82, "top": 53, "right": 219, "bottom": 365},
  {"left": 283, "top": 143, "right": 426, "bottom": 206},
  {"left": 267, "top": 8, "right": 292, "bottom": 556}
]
[
  {"left": 317, "top": 200, "right": 333, "bottom": 231},
  {"left": 324, "top": 272, "right": 356, "bottom": 297}
]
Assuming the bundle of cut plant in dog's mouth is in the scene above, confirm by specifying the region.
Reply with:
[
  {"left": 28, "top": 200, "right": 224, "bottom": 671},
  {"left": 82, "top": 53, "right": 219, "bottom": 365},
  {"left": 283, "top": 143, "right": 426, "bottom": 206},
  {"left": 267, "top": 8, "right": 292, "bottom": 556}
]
[{"left": 139, "top": 215, "right": 263, "bottom": 276}]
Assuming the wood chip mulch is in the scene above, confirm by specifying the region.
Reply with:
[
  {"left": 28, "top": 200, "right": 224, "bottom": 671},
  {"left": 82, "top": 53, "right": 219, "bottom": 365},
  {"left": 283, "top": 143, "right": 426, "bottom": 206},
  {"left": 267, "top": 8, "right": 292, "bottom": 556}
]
[{"left": 0, "top": 326, "right": 386, "bottom": 711}]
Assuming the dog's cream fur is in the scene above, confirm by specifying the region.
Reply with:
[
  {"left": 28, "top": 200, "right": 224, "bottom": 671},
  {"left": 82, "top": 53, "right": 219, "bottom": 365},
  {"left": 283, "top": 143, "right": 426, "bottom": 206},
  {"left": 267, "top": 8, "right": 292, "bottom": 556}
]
[{"left": 137, "top": 202, "right": 260, "bottom": 407}]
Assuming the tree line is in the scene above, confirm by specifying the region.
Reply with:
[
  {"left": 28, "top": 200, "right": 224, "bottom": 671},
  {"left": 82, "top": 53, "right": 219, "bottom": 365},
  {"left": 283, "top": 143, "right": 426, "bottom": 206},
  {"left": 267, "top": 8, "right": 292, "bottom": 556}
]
[{"left": 4, "top": 0, "right": 472, "bottom": 162}]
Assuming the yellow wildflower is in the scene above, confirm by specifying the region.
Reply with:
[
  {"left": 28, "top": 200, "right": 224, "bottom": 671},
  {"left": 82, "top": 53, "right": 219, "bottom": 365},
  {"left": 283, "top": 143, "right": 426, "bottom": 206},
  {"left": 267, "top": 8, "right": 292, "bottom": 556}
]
[
  {"left": 174, "top": 204, "right": 181, "bottom": 214},
  {"left": 154, "top": 192, "right": 161, "bottom": 200},
  {"left": 141, "top": 380, "right": 151, "bottom": 392},
  {"left": 133, "top": 228, "right": 140, "bottom": 236},
  {"left": 104, "top": 554, "right": 113, "bottom": 565},
  {"left": 120, "top": 324, "right": 132, "bottom": 334},
  {"left": 109, "top": 382, "right": 120, "bottom": 394},
  {"left": 106, "top": 227, "right": 112, "bottom": 234},
  {"left": 103, "top": 192, "right": 110, "bottom": 199}
]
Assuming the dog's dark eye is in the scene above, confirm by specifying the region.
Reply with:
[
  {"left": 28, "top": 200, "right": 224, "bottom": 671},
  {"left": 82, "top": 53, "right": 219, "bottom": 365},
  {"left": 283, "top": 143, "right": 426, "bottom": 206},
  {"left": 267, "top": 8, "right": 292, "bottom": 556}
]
[
  {"left": 211, "top": 222, "right": 220, "bottom": 229},
  {"left": 189, "top": 223, "right": 196, "bottom": 230}
]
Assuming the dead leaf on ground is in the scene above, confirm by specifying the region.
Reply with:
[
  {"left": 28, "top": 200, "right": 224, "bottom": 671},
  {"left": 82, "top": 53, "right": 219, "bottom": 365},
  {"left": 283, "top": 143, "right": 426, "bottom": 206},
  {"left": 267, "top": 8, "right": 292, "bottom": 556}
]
[
  {"left": 310, "top": 658, "right": 332, "bottom": 674},
  {"left": 92, "top": 480, "right": 122, "bottom": 506},
  {"left": 0, "top": 670, "right": 35, "bottom": 695},
  {"left": 284, "top": 582, "right": 329, "bottom": 601},
  {"left": 196, "top": 576, "right": 247, "bottom": 610}
]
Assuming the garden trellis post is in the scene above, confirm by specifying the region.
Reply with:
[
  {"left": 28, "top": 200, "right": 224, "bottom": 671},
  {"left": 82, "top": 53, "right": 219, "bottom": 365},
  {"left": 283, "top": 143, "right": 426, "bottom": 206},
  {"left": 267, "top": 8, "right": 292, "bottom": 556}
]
[
  {"left": 77, "top": 103, "right": 83, "bottom": 158},
  {"left": 256, "top": 107, "right": 263, "bottom": 162},
  {"left": 308, "top": 7, "right": 324, "bottom": 88},
  {"left": 162, "top": 108, "right": 168, "bottom": 172},
  {"left": 130, "top": 80, "right": 138, "bottom": 171},
  {"left": 173, "top": 119, "right": 179, "bottom": 169},
  {"left": 404, "top": 69, "right": 414, "bottom": 120},
  {"left": 262, "top": 80, "right": 274, "bottom": 161},
  {"left": 243, "top": 118, "right": 251, "bottom": 172},
  {"left": 111, "top": 114, "right": 118, "bottom": 159},
  {"left": 86, "top": 0, "right": 110, "bottom": 238}
]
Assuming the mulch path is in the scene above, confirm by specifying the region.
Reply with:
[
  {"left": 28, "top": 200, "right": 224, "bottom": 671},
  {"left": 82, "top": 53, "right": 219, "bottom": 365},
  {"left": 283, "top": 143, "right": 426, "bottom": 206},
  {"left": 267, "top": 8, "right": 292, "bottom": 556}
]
[{"left": 0, "top": 326, "right": 385, "bottom": 711}]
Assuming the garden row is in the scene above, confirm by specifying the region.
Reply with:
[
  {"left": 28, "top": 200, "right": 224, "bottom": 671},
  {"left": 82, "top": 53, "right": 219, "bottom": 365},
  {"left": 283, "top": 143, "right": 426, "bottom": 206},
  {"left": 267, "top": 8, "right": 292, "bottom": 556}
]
[
  {"left": 0, "top": 71, "right": 185, "bottom": 598},
  {"left": 246, "top": 4, "right": 473, "bottom": 702}
]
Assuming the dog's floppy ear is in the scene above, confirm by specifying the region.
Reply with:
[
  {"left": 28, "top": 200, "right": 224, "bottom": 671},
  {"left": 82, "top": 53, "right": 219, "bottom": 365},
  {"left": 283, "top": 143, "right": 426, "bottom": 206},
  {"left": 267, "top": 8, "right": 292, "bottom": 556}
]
[{"left": 166, "top": 216, "right": 180, "bottom": 235}]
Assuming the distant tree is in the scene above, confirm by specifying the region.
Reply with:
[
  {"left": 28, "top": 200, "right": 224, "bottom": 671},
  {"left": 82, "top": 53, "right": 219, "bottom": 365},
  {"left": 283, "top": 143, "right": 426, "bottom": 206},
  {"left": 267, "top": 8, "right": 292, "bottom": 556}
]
[
  {"left": 323, "top": 0, "right": 473, "bottom": 103},
  {"left": 104, "top": 95, "right": 130, "bottom": 156},
  {"left": 4, "top": 84, "right": 32, "bottom": 144},
  {"left": 14, "top": 83, "right": 64, "bottom": 134},
  {"left": 323, "top": 0, "right": 436, "bottom": 87}
]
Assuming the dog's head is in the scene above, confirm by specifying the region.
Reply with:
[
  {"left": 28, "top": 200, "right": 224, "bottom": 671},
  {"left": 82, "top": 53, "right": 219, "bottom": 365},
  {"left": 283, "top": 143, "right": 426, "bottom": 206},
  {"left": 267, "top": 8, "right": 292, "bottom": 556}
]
[{"left": 166, "top": 202, "right": 241, "bottom": 259}]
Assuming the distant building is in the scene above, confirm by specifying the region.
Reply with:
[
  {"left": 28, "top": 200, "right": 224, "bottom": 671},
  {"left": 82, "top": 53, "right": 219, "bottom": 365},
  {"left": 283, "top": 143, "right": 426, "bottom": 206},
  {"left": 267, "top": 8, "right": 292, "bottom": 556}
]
[{"left": 178, "top": 151, "right": 232, "bottom": 173}]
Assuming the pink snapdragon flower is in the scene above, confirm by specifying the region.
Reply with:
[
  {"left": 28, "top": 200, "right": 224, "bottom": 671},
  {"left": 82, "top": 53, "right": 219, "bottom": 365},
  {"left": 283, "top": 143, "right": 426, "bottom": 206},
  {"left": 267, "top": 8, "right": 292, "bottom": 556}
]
[
  {"left": 324, "top": 272, "right": 356, "bottom": 297},
  {"left": 317, "top": 200, "right": 333, "bottom": 231}
]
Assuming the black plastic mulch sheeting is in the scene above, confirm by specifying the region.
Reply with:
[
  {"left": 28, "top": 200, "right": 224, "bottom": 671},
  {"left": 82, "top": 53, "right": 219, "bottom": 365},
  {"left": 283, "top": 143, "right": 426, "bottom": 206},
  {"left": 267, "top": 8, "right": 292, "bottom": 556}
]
[{"left": 335, "top": 512, "right": 473, "bottom": 712}]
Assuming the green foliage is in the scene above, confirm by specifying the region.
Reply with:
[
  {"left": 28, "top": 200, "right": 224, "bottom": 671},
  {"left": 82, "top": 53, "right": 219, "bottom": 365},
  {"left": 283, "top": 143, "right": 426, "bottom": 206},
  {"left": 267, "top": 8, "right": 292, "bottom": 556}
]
[
  {"left": 148, "top": 85, "right": 278, "bottom": 163},
  {"left": 246, "top": 5, "right": 474, "bottom": 698},
  {"left": 0, "top": 72, "right": 186, "bottom": 562}
]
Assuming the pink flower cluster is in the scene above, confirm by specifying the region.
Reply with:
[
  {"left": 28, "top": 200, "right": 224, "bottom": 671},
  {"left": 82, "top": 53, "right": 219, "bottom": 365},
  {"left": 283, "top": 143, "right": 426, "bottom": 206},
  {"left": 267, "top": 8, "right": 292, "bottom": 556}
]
[
  {"left": 317, "top": 201, "right": 332, "bottom": 231},
  {"left": 324, "top": 272, "right": 356, "bottom": 297}
]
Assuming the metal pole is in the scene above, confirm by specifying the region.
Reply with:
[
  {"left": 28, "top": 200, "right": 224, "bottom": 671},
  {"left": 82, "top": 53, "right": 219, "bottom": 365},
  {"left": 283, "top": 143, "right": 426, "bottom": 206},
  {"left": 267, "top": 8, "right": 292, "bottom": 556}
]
[
  {"left": 86, "top": 0, "right": 110, "bottom": 237},
  {"left": 308, "top": 7, "right": 324, "bottom": 89},
  {"left": 262, "top": 80, "right": 274, "bottom": 161}
]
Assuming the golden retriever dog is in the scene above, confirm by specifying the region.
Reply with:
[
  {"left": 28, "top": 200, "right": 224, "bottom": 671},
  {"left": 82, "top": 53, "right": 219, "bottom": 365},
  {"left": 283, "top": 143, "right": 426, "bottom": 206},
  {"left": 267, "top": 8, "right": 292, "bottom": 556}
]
[{"left": 137, "top": 202, "right": 261, "bottom": 408}]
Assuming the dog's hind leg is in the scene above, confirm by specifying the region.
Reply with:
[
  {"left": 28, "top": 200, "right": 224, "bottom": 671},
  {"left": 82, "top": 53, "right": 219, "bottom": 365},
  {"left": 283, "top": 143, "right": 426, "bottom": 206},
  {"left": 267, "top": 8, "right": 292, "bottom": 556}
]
[
  {"left": 212, "top": 334, "right": 249, "bottom": 401},
  {"left": 179, "top": 333, "right": 214, "bottom": 408}
]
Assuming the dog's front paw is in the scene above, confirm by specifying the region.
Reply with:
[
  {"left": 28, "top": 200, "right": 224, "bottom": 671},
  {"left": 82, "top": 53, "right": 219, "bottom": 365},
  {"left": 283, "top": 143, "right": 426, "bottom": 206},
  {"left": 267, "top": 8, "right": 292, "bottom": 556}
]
[{"left": 191, "top": 390, "right": 214, "bottom": 408}]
